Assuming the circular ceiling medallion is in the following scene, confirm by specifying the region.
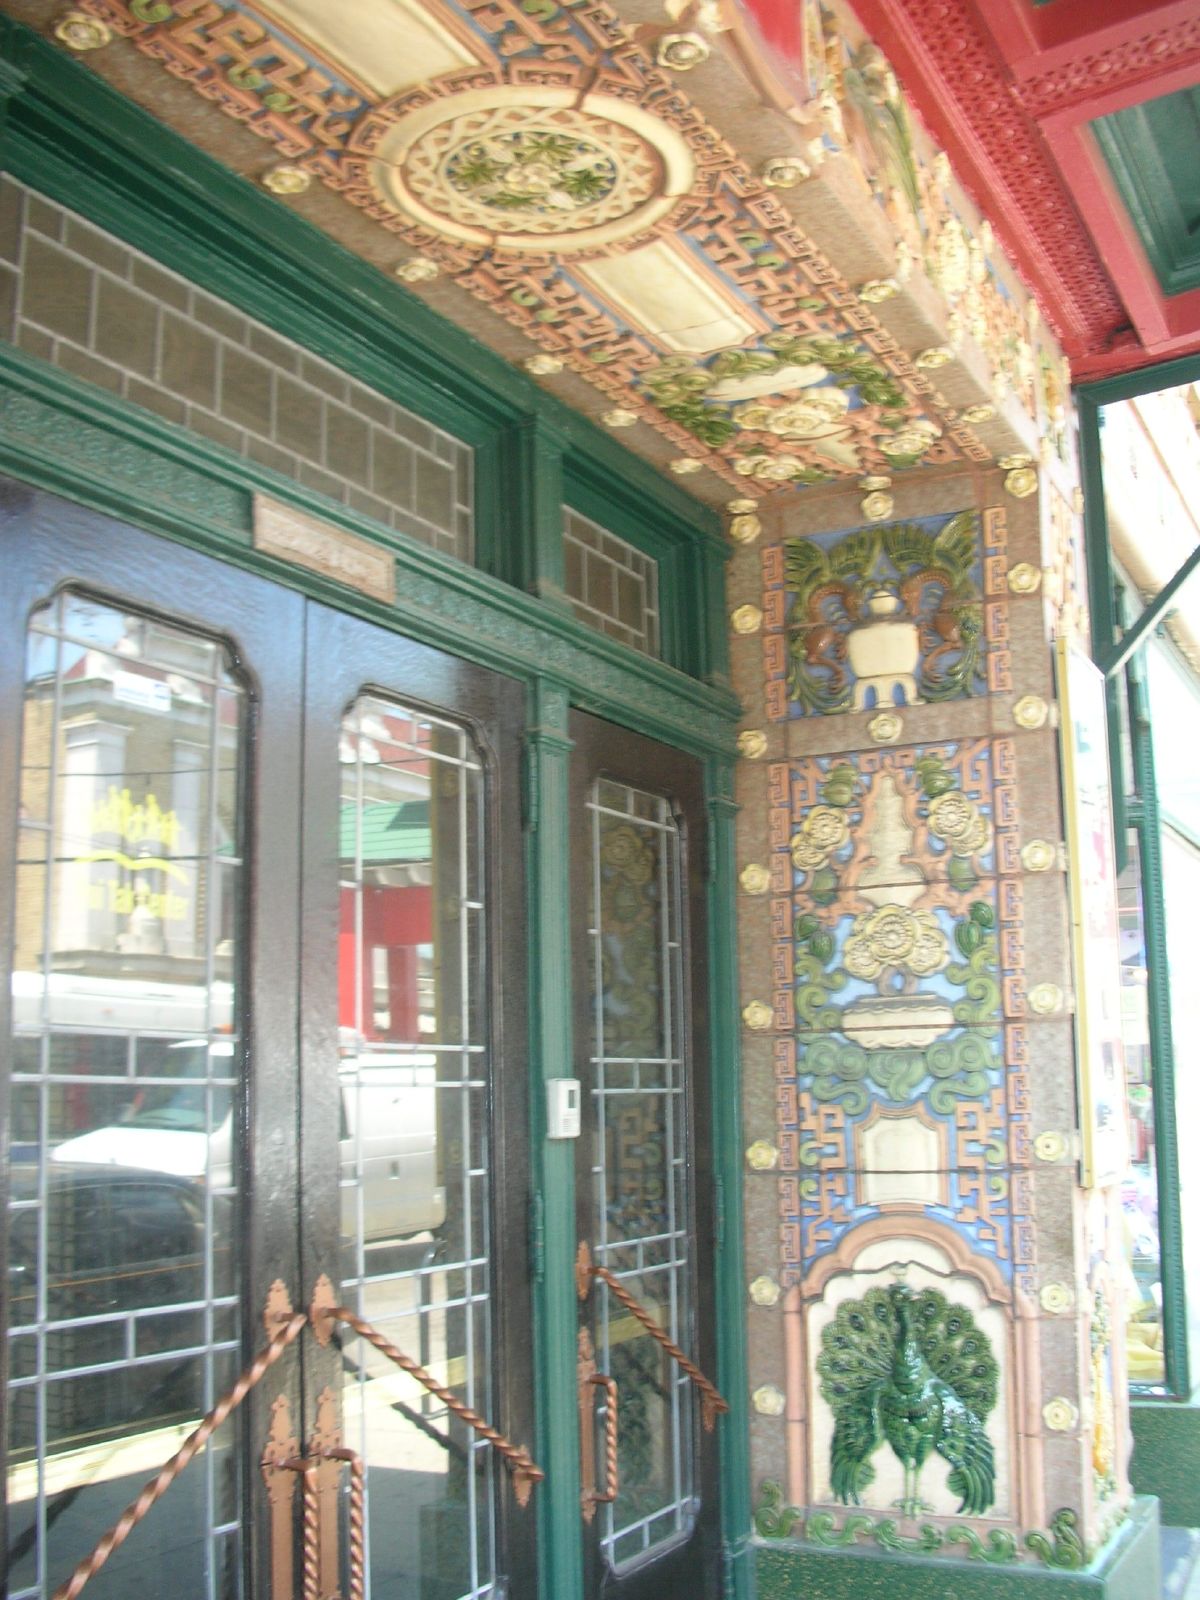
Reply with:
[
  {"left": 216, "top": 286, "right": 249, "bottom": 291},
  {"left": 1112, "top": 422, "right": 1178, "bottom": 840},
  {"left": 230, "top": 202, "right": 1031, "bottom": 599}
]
[{"left": 370, "top": 87, "right": 694, "bottom": 254}]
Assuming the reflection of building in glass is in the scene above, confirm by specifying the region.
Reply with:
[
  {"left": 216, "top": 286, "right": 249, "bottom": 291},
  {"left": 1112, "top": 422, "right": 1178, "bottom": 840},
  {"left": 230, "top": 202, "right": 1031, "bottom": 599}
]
[{"left": 16, "top": 604, "right": 239, "bottom": 989}]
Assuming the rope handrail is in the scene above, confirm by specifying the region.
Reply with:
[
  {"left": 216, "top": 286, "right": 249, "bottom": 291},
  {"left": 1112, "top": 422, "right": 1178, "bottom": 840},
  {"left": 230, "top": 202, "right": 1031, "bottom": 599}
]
[
  {"left": 575, "top": 1240, "right": 730, "bottom": 1432},
  {"left": 51, "top": 1306, "right": 308, "bottom": 1600},
  {"left": 310, "top": 1282, "right": 544, "bottom": 1508}
]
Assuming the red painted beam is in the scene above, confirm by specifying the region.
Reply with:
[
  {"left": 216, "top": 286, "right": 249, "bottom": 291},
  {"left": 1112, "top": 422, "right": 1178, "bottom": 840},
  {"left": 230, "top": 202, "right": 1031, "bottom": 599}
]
[
  {"left": 738, "top": 0, "right": 1200, "bottom": 375},
  {"left": 833, "top": 0, "right": 1123, "bottom": 355}
]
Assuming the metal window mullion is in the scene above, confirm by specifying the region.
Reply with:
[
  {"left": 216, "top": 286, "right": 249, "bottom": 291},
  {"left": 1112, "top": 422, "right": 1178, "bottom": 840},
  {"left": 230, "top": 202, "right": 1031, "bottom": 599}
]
[
  {"left": 353, "top": 715, "right": 368, "bottom": 1298},
  {"left": 1127, "top": 648, "right": 1191, "bottom": 1399},
  {"left": 30, "top": 602, "right": 65, "bottom": 1600},
  {"left": 201, "top": 658, "right": 225, "bottom": 1600},
  {"left": 347, "top": 710, "right": 373, "bottom": 1573},
  {"left": 11, "top": 1338, "right": 241, "bottom": 1386},
  {"left": 658, "top": 807, "right": 688, "bottom": 1521},
  {"left": 589, "top": 791, "right": 618, "bottom": 1552}
]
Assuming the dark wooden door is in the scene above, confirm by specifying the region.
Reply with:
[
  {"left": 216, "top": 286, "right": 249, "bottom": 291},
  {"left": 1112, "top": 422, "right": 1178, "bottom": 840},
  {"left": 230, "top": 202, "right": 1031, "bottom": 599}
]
[
  {"left": 568, "top": 711, "right": 722, "bottom": 1600},
  {"left": 0, "top": 485, "right": 536, "bottom": 1600},
  {"left": 297, "top": 603, "right": 535, "bottom": 1600}
]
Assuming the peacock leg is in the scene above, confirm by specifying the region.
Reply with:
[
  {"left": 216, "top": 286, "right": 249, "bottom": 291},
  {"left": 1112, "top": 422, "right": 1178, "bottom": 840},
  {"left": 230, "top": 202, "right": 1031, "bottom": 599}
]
[{"left": 894, "top": 1463, "right": 934, "bottom": 1518}]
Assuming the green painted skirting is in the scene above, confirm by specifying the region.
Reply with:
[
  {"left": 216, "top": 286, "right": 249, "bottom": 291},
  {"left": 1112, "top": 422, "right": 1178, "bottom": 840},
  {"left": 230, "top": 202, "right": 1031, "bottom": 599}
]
[
  {"left": 754, "top": 1496, "right": 1160, "bottom": 1600},
  {"left": 1132, "top": 1401, "right": 1200, "bottom": 1527}
]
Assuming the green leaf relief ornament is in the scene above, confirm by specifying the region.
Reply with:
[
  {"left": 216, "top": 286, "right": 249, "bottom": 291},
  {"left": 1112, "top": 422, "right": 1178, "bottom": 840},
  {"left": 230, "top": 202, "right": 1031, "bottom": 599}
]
[
  {"left": 1024, "top": 1509, "right": 1087, "bottom": 1570},
  {"left": 753, "top": 1484, "right": 1076, "bottom": 1570},
  {"left": 783, "top": 514, "right": 983, "bottom": 714},
  {"left": 754, "top": 1480, "right": 804, "bottom": 1538}
]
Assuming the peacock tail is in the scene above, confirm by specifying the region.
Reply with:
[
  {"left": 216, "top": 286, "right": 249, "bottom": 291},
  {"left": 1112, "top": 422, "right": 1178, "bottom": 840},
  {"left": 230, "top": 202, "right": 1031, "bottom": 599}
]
[{"left": 905, "top": 1288, "right": 999, "bottom": 1413}]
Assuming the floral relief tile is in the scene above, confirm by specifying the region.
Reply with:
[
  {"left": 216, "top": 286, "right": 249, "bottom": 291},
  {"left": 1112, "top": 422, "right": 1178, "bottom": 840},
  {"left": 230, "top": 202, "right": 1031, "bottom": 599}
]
[
  {"left": 995, "top": 592, "right": 1056, "bottom": 707},
  {"left": 783, "top": 698, "right": 994, "bottom": 760},
  {"left": 1017, "top": 1166, "right": 1087, "bottom": 1300},
  {"left": 779, "top": 1028, "right": 1009, "bottom": 1170},
  {"left": 783, "top": 738, "right": 1020, "bottom": 892},
  {"left": 1033, "top": 1313, "right": 1090, "bottom": 1408},
  {"left": 787, "top": 879, "right": 1007, "bottom": 1032},
  {"left": 1008, "top": 728, "right": 1066, "bottom": 852}
]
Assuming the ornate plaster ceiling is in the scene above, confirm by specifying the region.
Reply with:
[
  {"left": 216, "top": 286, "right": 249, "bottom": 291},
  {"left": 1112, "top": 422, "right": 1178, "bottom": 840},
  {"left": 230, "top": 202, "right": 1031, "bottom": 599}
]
[{"left": 34, "top": 0, "right": 1074, "bottom": 501}]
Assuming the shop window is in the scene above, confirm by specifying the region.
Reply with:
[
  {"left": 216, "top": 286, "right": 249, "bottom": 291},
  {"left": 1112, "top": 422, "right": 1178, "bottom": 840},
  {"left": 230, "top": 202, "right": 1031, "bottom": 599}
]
[
  {"left": 1118, "top": 834, "right": 1162, "bottom": 1384},
  {"left": 1160, "top": 825, "right": 1200, "bottom": 1382},
  {"left": 1081, "top": 369, "right": 1200, "bottom": 1400}
]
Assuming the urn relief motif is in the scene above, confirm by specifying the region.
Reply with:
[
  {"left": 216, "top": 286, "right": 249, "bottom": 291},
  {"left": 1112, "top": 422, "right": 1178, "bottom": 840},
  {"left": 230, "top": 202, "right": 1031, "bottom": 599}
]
[{"left": 846, "top": 589, "right": 923, "bottom": 710}]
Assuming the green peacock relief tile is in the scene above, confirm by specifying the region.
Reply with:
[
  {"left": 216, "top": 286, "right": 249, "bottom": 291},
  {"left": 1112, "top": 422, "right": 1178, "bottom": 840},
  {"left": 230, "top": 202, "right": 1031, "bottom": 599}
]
[{"left": 817, "top": 1284, "right": 1000, "bottom": 1518}]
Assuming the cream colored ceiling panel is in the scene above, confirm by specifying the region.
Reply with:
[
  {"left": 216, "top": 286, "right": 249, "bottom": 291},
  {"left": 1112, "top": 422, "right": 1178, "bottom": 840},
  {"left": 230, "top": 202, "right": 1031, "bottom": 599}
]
[
  {"left": 580, "top": 239, "right": 757, "bottom": 354},
  {"left": 259, "top": 0, "right": 479, "bottom": 98}
]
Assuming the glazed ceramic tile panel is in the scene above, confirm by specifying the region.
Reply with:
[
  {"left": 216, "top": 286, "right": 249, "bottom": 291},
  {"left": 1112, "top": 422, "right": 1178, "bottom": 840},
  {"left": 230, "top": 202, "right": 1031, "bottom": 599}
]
[
  {"left": 767, "top": 738, "right": 1034, "bottom": 1290},
  {"left": 49, "top": 0, "right": 1067, "bottom": 496},
  {"left": 737, "top": 477, "right": 1122, "bottom": 1562},
  {"left": 760, "top": 509, "right": 1011, "bottom": 720}
]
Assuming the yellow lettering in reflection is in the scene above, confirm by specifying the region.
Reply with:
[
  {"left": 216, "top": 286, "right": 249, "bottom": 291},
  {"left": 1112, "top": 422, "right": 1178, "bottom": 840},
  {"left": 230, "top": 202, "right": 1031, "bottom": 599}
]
[{"left": 89, "top": 786, "right": 182, "bottom": 852}]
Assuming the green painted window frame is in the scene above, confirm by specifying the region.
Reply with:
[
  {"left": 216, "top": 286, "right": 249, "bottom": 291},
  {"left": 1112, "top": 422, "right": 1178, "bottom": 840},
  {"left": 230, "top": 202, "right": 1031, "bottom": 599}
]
[
  {"left": 562, "top": 452, "right": 720, "bottom": 677},
  {"left": 1079, "top": 351, "right": 1200, "bottom": 1402}
]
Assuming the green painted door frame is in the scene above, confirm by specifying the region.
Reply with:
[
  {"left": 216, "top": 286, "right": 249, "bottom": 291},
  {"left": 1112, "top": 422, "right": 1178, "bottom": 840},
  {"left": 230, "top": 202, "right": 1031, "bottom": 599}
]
[{"left": 0, "top": 18, "right": 751, "bottom": 1599}]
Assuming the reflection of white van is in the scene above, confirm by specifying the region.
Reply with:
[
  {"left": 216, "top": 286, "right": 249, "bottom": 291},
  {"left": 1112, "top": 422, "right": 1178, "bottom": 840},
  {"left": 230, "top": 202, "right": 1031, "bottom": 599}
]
[
  {"left": 16, "top": 975, "right": 445, "bottom": 1243},
  {"left": 338, "top": 1055, "right": 446, "bottom": 1241},
  {"left": 53, "top": 1051, "right": 447, "bottom": 1243}
]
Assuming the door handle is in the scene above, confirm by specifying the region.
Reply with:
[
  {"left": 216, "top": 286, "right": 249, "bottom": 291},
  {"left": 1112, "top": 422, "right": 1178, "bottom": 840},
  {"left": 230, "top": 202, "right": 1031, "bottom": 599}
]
[
  {"left": 577, "top": 1328, "right": 618, "bottom": 1521},
  {"left": 576, "top": 1240, "right": 729, "bottom": 1431},
  {"left": 309, "top": 1275, "right": 544, "bottom": 1506},
  {"left": 289, "top": 1442, "right": 363, "bottom": 1600}
]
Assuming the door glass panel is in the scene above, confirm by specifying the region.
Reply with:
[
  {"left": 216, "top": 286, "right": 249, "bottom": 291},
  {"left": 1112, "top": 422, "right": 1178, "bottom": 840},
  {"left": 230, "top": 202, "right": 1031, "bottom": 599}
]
[
  {"left": 586, "top": 779, "right": 696, "bottom": 1571},
  {"left": 8, "top": 590, "right": 245, "bottom": 1600},
  {"left": 338, "top": 694, "right": 495, "bottom": 1600}
]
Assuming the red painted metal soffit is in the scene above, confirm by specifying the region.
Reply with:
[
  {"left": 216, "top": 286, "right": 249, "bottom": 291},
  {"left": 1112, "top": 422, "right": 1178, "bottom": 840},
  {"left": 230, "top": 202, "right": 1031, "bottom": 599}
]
[{"left": 747, "top": 0, "right": 1200, "bottom": 381}]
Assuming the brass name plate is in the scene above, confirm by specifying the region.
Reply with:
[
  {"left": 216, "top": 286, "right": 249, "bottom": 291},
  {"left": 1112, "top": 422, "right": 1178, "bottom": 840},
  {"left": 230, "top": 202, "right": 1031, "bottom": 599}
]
[{"left": 253, "top": 495, "right": 395, "bottom": 604}]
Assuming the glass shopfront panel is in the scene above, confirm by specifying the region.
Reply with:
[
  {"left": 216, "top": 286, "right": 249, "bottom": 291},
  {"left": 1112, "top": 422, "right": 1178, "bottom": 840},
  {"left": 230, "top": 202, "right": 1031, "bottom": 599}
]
[{"left": 8, "top": 590, "right": 245, "bottom": 1600}]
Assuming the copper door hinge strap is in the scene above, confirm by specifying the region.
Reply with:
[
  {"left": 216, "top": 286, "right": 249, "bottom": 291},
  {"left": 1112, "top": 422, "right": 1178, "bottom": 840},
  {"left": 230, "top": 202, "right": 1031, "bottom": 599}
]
[
  {"left": 261, "top": 1394, "right": 300, "bottom": 1600},
  {"left": 52, "top": 1284, "right": 308, "bottom": 1600},
  {"left": 576, "top": 1241, "right": 730, "bottom": 1432},
  {"left": 308, "top": 1386, "right": 341, "bottom": 1600},
  {"left": 309, "top": 1275, "right": 545, "bottom": 1508},
  {"left": 577, "top": 1329, "right": 599, "bottom": 1523}
]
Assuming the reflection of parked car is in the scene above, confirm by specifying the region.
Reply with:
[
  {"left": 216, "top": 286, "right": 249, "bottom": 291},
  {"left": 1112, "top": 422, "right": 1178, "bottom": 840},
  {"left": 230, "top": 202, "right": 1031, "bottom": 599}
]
[
  {"left": 53, "top": 1045, "right": 446, "bottom": 1244},
  {"left": 6, "top": 1164, "right": 232, "bottom": 1459}
]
